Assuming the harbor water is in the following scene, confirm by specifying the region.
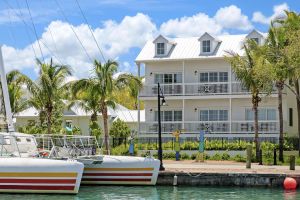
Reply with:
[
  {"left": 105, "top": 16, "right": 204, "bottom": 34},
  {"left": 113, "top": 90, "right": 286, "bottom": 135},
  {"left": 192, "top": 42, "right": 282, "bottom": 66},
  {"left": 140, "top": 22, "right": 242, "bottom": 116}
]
[{"left": 0, "top": 186, "right": 298, "bottom": 200}]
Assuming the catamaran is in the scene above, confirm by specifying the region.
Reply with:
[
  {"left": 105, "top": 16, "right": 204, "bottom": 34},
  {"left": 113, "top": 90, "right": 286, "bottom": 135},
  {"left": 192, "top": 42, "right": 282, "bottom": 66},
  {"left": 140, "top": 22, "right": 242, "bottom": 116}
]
[
  {"left": 35, "top": 134, "right": 160, "bottom": 185},
  {"left": 0, "top": 46, "right": 84, "bottom": 194}
]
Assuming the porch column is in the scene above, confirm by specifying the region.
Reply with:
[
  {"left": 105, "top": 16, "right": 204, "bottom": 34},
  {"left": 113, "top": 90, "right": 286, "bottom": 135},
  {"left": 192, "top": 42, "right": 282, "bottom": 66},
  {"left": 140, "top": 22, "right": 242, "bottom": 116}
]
[{"left": 137, "top": 62, "right": 141, "bottom": 136}]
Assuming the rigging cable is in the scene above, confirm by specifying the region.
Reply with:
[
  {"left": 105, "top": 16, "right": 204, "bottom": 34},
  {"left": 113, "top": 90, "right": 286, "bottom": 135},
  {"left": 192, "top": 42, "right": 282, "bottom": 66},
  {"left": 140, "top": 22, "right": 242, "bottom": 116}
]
[
  {"left": 74, "top": 0, "right": 106, "bottom": 63},
  {"left": 54, "top": 0, "right": 93, "bottom": 63},
  {"left": 25, "top": 0, "right": 45, "bottom": 62},
  {"left": 4, "top": 0, "right": 64, "bottom": 65}
]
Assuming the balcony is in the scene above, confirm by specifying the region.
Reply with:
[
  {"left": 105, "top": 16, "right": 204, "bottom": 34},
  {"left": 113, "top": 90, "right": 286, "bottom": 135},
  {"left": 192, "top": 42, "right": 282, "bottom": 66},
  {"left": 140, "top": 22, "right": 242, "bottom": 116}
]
[
  {"left": 139, "top": 82, "right": 278, "bottom": 97},
  {"left": 139, "top": 121, "right": 279, "bottom": 134}
]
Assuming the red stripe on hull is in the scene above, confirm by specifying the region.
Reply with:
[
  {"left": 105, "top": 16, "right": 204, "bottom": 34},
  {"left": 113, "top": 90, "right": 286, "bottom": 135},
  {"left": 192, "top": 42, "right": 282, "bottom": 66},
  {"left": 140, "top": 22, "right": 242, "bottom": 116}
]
[
  {"left": 83, "top": 173, "right": 152, "bottom": 177},
  {"left": 82, "top": 178, "right": 151, "bottom": 182},
  {"left": 0, "top": 179, "right": 77, "bottom": 184},
  {"left": 0, "top": 185, "right": 75, "bottom": 190}
]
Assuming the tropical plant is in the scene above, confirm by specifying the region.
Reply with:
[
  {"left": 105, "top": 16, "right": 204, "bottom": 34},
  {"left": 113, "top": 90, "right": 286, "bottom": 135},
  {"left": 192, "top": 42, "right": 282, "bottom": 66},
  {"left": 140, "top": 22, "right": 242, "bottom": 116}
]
[
  {"left": 5, "top": 70, "right": 31, "bottom": 117},
  {"left": 225, "top": 40, "right": 273, "bottom": 161},
  {"left": 277, "top": 11, "right": 300, "bottom": 156},
  {"left": 109, "top": 118, "right": 131, "bottom": 145},
  {"left": 27, "top": 59, "right": 72, "bottom": 135},
  {"left": 71, "top": 59, "right": 141, "bottom": 154},
  {"left": 265, "top": 23, "right": 289, "bottom": 162}
]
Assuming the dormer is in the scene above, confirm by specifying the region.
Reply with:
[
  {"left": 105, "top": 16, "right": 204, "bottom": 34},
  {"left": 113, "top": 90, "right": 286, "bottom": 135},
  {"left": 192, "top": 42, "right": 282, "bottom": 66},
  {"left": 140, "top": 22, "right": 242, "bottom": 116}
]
[
  {"left": 246, "top": 29, "right": 265, "bottom": 45},
  {"left": 153, "top": 35, "right": 176, "bottom": 57},
  {"left": 198, "top": 32, "right": 221, "bottom": 55}
]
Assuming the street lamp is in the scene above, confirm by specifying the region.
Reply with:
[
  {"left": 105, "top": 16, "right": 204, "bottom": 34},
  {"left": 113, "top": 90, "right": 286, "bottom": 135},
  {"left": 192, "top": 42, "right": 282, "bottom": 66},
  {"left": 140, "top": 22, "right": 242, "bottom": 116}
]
[{"left": 157, "top": 82, "right": 166, "bottom": 171}]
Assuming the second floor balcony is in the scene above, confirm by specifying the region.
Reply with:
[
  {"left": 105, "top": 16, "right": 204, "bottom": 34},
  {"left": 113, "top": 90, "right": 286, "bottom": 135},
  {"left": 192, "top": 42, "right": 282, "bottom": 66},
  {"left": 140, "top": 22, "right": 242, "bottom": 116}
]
[{"left": 140, "top": 82, "right": 277, "bottom": 97}]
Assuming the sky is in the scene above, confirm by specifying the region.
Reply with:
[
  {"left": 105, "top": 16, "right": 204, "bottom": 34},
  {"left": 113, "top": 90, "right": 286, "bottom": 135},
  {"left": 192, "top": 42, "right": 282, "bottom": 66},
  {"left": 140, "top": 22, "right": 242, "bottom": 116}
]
[{"left": 0, "top": 0, "right": 299, "bottom": 80}]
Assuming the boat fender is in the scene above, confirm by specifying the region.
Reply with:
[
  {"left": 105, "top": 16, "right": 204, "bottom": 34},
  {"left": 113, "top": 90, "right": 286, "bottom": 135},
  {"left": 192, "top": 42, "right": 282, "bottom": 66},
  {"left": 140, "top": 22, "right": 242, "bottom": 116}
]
[
  {"left": 284, "top": 177, "right": 297, "bottom": 190},
  {"left": 173, "top": 175, "right": 178, "bottom": 186}
]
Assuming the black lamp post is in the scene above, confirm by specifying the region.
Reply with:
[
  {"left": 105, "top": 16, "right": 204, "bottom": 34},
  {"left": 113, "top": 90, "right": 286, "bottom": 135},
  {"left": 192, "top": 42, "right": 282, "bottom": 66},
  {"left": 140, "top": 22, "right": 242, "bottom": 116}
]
[{"left": 157, "top": 82, "right": 166, "bottom": 171}]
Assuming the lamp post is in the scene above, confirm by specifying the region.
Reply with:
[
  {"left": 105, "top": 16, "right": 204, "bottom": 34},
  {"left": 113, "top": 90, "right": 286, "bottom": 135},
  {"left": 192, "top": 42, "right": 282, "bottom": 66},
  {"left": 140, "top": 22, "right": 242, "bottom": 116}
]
[{"left": 157, "top": 82, "right": 166, "bottom": 171}]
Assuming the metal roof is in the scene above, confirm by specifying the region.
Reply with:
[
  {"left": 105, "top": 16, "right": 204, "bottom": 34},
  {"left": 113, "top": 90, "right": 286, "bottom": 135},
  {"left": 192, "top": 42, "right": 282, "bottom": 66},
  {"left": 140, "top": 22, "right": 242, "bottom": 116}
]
[{"left": 136, "top": 34, "right": 249, "bottom": 62}]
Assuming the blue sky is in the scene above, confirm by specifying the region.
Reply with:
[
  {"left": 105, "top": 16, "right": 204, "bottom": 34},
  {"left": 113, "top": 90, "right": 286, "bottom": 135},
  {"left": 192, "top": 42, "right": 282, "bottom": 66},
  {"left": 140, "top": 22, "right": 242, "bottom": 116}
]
[{"left": 0, "top": 0, "right": 299, "bottom": 79}]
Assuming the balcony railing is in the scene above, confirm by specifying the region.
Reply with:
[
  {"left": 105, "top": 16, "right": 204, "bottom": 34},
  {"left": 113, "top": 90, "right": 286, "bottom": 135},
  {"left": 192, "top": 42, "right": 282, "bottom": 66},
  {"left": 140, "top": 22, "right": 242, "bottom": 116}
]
[
  {"left": 139, "top": 82, "right": 278, "bottom": 97},
  {"left": 140, "top": 121, "right": 279, "bottom": 134}
]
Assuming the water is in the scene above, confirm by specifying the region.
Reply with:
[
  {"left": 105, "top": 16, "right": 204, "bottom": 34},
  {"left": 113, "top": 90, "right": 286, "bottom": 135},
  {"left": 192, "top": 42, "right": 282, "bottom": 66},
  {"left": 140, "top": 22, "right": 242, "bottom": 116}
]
[{"left": 0, "top": 186, "right": 298, "bottom": 200}]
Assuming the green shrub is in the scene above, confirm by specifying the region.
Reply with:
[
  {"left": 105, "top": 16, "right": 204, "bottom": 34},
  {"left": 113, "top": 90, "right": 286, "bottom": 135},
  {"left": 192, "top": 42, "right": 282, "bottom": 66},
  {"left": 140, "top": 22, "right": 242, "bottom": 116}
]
[
  {"left": 232, "top": 154, "right": 246, "bottom": 162},
  {"left": 221, "top": 152, "right": 230, "bottom": 160},
  {"left": 210, "top": 153, "right": 222, "bottom": 160},
  {"left": 180, "top": 153, "right": 190, "bottom": 160}
]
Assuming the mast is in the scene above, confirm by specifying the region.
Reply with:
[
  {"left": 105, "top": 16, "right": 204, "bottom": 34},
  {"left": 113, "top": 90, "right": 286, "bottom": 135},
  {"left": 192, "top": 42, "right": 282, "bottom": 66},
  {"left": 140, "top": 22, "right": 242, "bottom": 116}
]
[{"left": 0, "top": 46, "right": 14, "bottom": 132}]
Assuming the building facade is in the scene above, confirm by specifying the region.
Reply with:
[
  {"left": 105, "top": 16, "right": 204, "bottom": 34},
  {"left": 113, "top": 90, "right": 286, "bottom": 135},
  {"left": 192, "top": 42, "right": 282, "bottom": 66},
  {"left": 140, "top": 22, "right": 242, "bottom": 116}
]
[{"left": 136, "top": 30, "right": 298, "bottom": 140}]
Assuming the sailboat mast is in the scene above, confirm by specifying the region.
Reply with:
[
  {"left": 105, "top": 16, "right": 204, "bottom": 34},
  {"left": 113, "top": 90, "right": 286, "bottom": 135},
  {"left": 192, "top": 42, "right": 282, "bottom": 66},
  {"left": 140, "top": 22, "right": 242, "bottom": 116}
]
[{"left": 0, "top": 46, "right": 14, "bottom": 132}]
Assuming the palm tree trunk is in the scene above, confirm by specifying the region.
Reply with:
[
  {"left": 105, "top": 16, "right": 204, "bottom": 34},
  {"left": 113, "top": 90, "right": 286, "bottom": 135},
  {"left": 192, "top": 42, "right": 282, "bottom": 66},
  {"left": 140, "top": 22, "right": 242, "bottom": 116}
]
[
  {"left": 47, "top": 110, "right": 52, "bottom": 135},
  {"left": 253, "top": 97, "right": 260, "bottom": 162},
  {"left": 277, "top": 82, "right": 284, "bottom": 162},
  {"left": 295, "top": 80, "right": 300, "bottom": 156},
  {"left": 102, "top": 103, "right": 110, "bottom": 155}
]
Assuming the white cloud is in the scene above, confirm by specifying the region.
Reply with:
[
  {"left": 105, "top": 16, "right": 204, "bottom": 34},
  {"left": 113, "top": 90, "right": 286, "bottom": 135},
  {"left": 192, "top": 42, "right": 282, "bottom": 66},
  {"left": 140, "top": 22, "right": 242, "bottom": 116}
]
[
  {"left": 2, "top": 13, "right": 157, "bottom": 78},
  {"left": 160, "top": 5, "right": 252, "bottom": 37},
  {"left": 214, "top": 5, "right": 253, "bottom": 31},
  {"left": 160, "top": 13, "right": 223, "bottom": 37},
  {"left": 252, "top": 3, "right": 289, "bottom": 24}
]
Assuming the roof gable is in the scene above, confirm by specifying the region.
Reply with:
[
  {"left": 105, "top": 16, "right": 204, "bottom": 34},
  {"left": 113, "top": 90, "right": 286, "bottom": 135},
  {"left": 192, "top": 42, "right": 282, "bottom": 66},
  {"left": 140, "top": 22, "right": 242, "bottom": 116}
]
[{"left": 153, "top": 35, "right": 169, "bottom": 43}]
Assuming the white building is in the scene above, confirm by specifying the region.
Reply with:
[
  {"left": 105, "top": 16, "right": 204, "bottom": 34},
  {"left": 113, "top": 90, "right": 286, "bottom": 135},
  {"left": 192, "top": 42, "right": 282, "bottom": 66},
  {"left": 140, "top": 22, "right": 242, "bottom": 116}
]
[
  {"left": 136, "top": 30, "right": 297, "bottom": 140},
  {"left": 15, "top": 103, "right": 142, "bottom": 135}
]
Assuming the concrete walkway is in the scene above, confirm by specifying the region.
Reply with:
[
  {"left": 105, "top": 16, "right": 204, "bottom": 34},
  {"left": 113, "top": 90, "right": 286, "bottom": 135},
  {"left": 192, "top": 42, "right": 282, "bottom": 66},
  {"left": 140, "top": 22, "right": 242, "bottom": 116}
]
[{"left": 162, "top": 160, "right": 300, "bottom": 175}]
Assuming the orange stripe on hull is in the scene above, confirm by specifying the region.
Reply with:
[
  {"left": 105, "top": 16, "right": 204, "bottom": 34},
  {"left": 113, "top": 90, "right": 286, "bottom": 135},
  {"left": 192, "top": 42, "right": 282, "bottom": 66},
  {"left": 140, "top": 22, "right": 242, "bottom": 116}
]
[
  {"left": 0, "top": 185, "right": 75, "bottom": 190},
  {"left": 0, "top": 179, "right": 77, "bottom": 184}
]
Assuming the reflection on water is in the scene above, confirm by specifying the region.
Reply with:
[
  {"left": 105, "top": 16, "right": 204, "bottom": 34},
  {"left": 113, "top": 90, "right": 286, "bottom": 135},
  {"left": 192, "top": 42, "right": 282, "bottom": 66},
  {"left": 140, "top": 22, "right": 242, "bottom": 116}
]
[{"left": 0, "top": 186, "right": 298, "bottom": 200}]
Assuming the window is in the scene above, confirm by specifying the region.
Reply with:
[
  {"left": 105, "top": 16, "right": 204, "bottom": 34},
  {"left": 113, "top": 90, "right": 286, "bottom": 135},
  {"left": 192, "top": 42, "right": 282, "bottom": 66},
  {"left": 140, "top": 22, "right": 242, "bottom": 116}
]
[
  {"left": 200, "top": 110, "right": 209, "bottom": 121},
  {"left": 164, "top": 111, "right": 173, "bottom": 121},
  {"left": 289, "top": 108, "right": 293, "bottom": 126},
  {"left": 200, "top": 73, "right": 208, "bottom": 83},
  {"left": 154, "top": 110, "right": 182, "bottom": 121},
  {"left": 157, "top": 43, "right": 165, "bottom": 55},
  {"left": 202, "top": 40, "right": 211, "bottom": 53},
  {"left": 174, "top": 111, "right": 183, "bottom": 121},
  {"left": 154, "top": 74, "right": 163, "bottom": 84},
  {"left": 199, "top": 72, "right": 228, "bottom": 83},
  {"left": 219, "top": 110, "right": 228, "bottom": 121},
  {"left": 252, "top": 38, "right": 259, "bottom": 44},
  {"left": 199, "top": 109, "right": 228, "bottom": 121},
  {"left": 66, "top": 120, "right": 73, "bottom": 129},
  {"left": 164, "top": 74, "right": 173, "bottom": 83},
  {"left": 154, "top": 73, "right": 182, "bottom": 84},
  {"left": 174, "top": 73, "right": 182, "bottom": 83},
  {"left": 245, "top": 108, "right": 276, "bottom": 120},
  {"left": 219, "top": 72, "right": 228, "bottom": 82}
]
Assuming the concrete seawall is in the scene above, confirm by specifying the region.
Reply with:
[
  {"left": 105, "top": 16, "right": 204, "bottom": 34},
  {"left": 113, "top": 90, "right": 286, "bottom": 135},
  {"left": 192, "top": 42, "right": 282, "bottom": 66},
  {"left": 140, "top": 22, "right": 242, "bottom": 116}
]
[
  {"left": 158, "top": 172, "right": 300, "bottom": 187},
  {"left": 158, "top": 160, "right": 300, "bottom": 187}
]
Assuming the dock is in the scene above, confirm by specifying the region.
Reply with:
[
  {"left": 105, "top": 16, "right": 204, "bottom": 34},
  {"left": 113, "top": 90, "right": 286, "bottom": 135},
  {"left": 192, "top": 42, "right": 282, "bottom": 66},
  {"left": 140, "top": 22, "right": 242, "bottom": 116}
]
[{"left": 157, "top": 160, "right": 300, "bottom": 187}]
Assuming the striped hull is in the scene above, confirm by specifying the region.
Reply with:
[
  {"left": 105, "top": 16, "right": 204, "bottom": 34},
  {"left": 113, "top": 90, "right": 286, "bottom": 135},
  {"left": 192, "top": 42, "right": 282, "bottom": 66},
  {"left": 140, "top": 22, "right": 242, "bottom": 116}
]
[
  {"left": 0, "top": 172, "right": 79, "bottom": 194},
  {"left": 81, "top": 156, "right": 160, "bottom": 185},
  {"left": 0, "top": 158, "right": 84, "bottom": 194}
]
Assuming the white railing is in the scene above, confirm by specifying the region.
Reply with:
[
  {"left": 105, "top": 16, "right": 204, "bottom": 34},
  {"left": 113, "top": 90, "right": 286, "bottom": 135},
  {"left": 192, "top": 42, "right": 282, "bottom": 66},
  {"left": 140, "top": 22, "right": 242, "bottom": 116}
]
[
  {"left": 140, "top": 82, "right": 278, "bottom": 97},
  {"left": 140, "top": 121, "right": 279, "bottom": 134}
]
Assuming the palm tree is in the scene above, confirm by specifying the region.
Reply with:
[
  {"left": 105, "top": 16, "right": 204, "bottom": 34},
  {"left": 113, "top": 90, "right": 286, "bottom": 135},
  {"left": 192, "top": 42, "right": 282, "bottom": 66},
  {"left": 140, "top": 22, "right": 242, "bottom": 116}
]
[
  {"left": 265, "top": 22, "right": 290, "bottom": 162},
  {"left": 71, "top": 59, "right": 141, "bottom": 154},
  {"left": 277, "top": 11, "right": 300, "bottom": 156},
  {"left": 28, "top": 59, "right": 72, "bottom": 135},
  {"left": 5, "top": 70, "right": 31, "bottom": 117},
  {"left": 226, "top": 40, "right": 273, "bottom": 161}
]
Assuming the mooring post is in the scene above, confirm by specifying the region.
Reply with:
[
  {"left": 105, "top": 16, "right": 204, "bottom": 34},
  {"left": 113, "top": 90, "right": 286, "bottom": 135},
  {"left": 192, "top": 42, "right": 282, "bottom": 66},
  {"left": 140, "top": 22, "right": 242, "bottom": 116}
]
[
  {"left": 246, "top": 145, "right": 252, "bottom": 169},
  {"left": 290, "top": 155, "right": 295, "bottom": 170},
  {"left": 273, "top": 148, "right": 277, "bottom": 165},
  {"left": 259, "top": 149, "right": 263, "bottom": 165}
]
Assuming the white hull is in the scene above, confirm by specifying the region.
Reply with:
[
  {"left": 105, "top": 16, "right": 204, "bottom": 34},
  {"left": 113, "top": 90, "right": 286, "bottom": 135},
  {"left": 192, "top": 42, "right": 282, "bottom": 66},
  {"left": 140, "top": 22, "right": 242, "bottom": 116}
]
[
  {"left": 0, "top": 158, "right": 84, "bottom": 194},
  {"left": 81, "top": 156, "right": 160, "bottom": 185}
]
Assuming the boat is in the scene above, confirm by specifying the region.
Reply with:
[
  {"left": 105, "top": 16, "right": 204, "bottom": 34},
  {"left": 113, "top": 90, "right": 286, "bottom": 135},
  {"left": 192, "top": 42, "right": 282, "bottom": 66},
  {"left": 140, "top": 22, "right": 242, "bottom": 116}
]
[
  {"left": 0, "top": 46, "right": 84, "bottom": 194},
  {"left": 35, "top": 135, "right": 160, "bottom": 185}
]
